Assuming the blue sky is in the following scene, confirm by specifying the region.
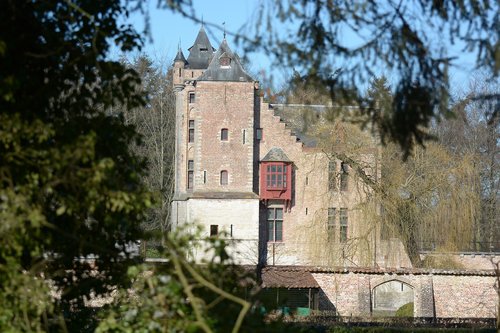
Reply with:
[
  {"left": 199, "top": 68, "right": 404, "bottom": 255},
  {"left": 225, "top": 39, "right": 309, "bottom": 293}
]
[
  {"left": 125, "top": 0, "right": 277, "bottom": 79},
  {"left": 124, "top": 1, "right": 484, "bottom": 96}
]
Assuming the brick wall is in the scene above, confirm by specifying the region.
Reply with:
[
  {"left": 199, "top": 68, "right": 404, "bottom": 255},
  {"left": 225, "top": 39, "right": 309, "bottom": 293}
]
[
  {"left": 312, "top": 271, "right": 497, "bottom": 318},
  {"left": 195, "top": 81, "right": 255, "bottom": 192},
  {"left": 258, "top": 101, "right": 381, "bottom": 267}
]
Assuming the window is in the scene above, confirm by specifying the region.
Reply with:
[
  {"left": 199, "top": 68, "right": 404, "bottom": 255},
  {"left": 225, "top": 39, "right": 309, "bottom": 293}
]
[
  {"left": 340, "top": 162, "right": 349, "bottom": 191},
  {"left": 220, "top": 170, "right": 228, "bottom": 185},
  {"left": 328, "top": 161, "right": 337, "bottom": 190},
  {"left": 267, "top": 207, "right": 283, "bottom": 242},
  {"left": 328, "top": 208, "right": 336, "bottom": 240},
  {"left": 189, "top": 92, "right": 195, "bottom": 103},
  {"left": 220, "top": 56, "right": 231, "bottom": 67},
  {"left": 203, "top": 170, "right": 207, "bottom": 184},
  {"left": 221, "top": 128, "right": 228, "bottom": 141},
  {"left": 242, "top": 130, "right": 246, "bottom": 144},
  {"left": 187, "top": 160, "right": 194, "bottom": 189},
  {"left": 340, "top": 208, "right": 348, "bottom": 242},
  {"left": 210, "top": 225, "right": 218, "bottom": 237},
  {"left": 256, "top": 128, "right": 263, "bottom": 140},
  {"left": 188, "top": 120, "right": 195, "bottom": 143},
  {"left": 265, "top": 163, "right": 287, "bottom": 189}
]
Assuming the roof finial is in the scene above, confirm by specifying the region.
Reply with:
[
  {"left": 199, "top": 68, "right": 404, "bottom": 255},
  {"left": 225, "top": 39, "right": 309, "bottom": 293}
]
[
  {"left": 178, "top": 38, "right": 181, "bottom": 50},
  {"left": 201, "top": 15, "right": 204, "bottom": 26},
  {"left": 223, "top": 21, "right": 226, "bottom": 39}
]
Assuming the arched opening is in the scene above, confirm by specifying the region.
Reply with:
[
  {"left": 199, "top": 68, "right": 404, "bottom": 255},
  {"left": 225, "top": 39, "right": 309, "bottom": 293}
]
[{"left": 372, "top": 280, "right": 414, "bottom": 317}]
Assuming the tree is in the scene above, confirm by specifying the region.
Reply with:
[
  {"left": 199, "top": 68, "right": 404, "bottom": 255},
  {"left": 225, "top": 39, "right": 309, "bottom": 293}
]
[
  {"left": 116, "top": 56, "right": 177, "bottom": 237},
  {"left": 0, "top": 1, "right": 153, "bottom": 330},
  {"left": 283, "top": 76, "right": 485, "bottom": 268},
  {"left": 435, "top": 75, "right": 500, "bottom": 251},
  {"left": 224, "top": 0, "right": 499, "bottom": 156}
]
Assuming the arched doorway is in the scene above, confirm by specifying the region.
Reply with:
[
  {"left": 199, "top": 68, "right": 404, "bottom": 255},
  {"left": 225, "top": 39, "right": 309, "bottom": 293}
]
[{"left": 372, "top": 280, "right": 414, "bottom": 316}]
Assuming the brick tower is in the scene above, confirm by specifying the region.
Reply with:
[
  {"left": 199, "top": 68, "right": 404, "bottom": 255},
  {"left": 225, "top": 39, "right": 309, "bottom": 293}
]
[{"left": 171, "top": 26, "right": 261, "bottom": 264}]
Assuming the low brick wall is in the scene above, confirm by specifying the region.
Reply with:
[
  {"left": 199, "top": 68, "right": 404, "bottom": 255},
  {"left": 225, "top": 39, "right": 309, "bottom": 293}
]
[{"left": 311, "top": 269, "right": 497, "bottom": 318}]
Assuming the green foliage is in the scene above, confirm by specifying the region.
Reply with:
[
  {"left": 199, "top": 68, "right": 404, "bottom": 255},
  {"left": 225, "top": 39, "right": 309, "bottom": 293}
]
[
  {"left": 395, "top": 303, "right": 414, "bottom": 317},
  {"left": 96, "top": 229, "right": 297, "bottom": 333},
  {"left": 0, "top": 0, "right": 153, "bottom": 330}
]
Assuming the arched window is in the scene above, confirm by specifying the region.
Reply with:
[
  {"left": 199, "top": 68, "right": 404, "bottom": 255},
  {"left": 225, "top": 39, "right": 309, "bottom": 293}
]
[
  {"left": 221, "top": 128, "right": 228, "bottom": 141},
  {"left": 220, "top": 170, "right": 228, "bottom": 185}
]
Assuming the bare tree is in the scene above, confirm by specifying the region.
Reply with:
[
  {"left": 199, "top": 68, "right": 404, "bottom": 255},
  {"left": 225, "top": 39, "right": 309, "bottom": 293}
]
[{"left": 120, "top": 56, "right": 177, "bottom": 236}]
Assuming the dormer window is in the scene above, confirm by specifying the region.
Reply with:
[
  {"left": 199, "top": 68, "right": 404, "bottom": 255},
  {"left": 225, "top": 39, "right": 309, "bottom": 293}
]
[
  {"left": 200, "top": 47, "right": 208, "bottom": 52},
  {"left": 219, "top": 53, "right": 231, "bottom": 68}
]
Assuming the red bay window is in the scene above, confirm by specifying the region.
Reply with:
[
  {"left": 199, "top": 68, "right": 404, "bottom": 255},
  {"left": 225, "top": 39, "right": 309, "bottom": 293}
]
[
  {"left": 266, "top": 163, "right": 288, "bottom": 189},
  {"left": 260, "top": 148, "right": 293, "bottom": 210}
]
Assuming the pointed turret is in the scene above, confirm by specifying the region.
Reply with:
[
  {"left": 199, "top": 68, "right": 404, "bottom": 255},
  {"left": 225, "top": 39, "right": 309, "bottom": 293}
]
[
  {"left": 198, "top": 38, "right": 254, "bottom": 82},
  {"left": 173, "top": 47, "right": 187, "bottom": 65},
  {"left": 186, "top": 25, "right": 215, "bottom": 69},
  {"left": 173, "top": 45, "right": 187, "bottom": 89}
]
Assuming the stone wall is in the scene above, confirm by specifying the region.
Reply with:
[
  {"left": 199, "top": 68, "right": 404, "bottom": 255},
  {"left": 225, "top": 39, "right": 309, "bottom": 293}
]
[{"left": 186, "top": 198, "right": 260, "bottom": 265}]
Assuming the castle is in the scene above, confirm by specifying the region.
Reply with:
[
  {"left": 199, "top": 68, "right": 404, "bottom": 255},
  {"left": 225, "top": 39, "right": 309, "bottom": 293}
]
[
  {"left": 169, "top": 26, "right": 498, "bottom": 319},
  {"left": 170, "top": 25, "right": 408, "bottom": 268}
]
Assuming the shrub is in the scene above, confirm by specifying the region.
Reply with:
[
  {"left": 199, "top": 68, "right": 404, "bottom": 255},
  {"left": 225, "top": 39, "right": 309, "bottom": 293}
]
[{"left": 395, "top": 302, "right": 414, "bottom": 317}]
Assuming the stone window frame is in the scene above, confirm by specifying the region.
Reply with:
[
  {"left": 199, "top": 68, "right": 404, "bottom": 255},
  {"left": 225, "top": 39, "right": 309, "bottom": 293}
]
[
  {"left": 267, "top": 206, "right": 284, "bottom": 242},
  {"left": 327, "top": 207, "right": 336, "bottom": 240},
  {"left": 328, "top": 161, "right": 337, "bottom": 191},
  {"left": 339, "top": 208, "right": 348, "bottom": 242},
  {"left": 189, "top": 92, "right": 195, "bottom": 104},
  {"left": 187, "top": 160, "right": 194, "bottom": 190},
  {"left": 188, "top": 120, "right": 195, "bottom": 143}
]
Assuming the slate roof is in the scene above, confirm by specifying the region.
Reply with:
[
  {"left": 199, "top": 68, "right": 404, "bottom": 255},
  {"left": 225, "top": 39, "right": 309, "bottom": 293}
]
[
  {"left": 186, "top": 25, "right": 215, "bottom": 69},
  {"left": 261, "top": 147, "right": 292, "bottom": 162},
  {"left": 197, "top": 38, "right": 254, "bottom": 82},
  {"left": 173, "top": 48, "right": 187, "bottom": 64}
]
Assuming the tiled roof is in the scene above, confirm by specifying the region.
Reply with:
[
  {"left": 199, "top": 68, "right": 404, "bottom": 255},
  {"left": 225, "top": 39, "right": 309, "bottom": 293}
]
[
  {"left": 261, "top": 266, "right": 319, "bottom": 288},
  {"left": 262, "top": 265, "right": 496, "bottom": 278}
]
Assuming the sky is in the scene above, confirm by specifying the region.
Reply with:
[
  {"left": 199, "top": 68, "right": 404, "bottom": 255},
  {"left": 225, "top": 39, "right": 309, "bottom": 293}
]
[
  {"left": 124, "top": 0, "right": 277, "bottom": 81},
  {"left": 122, "top": 0, "right": 486, "bottom": 96}
]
